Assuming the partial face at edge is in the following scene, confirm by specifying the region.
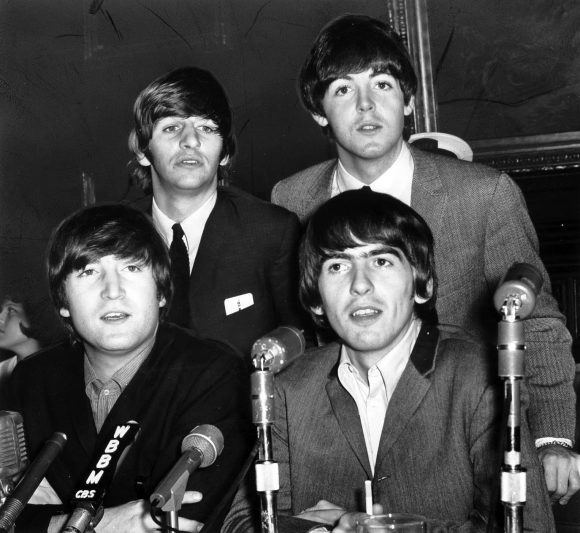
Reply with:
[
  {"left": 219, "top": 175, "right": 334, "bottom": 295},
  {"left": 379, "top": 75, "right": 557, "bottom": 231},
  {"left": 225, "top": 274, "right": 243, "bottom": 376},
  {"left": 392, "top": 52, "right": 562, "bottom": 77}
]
[{"left": 0, "top": 299, "right": 31, "bottom": 352}]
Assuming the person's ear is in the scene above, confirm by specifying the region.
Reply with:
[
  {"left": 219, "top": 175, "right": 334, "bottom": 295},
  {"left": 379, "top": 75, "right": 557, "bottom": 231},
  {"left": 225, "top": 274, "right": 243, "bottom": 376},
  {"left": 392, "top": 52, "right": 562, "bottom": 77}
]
[
  {"left": 137, "top": 151, "right": 152, "bottom": 167},
  {"left": 311, "top": 113, "right": 329, "bottom": 128},
  {"left": 59, "top": 308, "right": 71, "bottom": 318},
  {"left": 311, "top": 305, "right": 325, "bottom": 316},
  {"left": 219, "top": 155, "right": 230, "bottom": 167},
  {"left": 129, "top": 130, "right": 152, "bottom": 167},
  {"left": 158, "top": 296, "right": 167, "bottom": 309},
  {"left": 403, "top": 96, "right": 415, "bottom": 117},
  {"left": 414, "top": 278, "right": 434, "bottom": 304}
]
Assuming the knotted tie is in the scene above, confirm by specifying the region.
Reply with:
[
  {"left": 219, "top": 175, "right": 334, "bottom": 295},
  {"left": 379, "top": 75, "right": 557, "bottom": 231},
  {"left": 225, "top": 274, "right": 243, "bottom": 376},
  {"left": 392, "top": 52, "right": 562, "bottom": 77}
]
[{"left": 168, "top": 223, "right": 191, "bottom": 327}]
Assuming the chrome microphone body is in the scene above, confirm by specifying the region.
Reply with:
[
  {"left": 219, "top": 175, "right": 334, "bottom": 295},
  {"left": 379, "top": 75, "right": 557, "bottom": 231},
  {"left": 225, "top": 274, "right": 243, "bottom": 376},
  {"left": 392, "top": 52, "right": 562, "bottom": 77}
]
[
  {"left": 0, "top": 432, "right": 67, "bottom": 532},
  {"left": 250, "top": 326, "right": 306, "bottom": 533},
  {"left": 495, "top": 263, "right": 543, "bottom": 533},
  {"left": 150, "top": 424, "right": 224, "bottom": 511},
  {"left": 0, "top": 411, "right": 28, "bottom": 505}
]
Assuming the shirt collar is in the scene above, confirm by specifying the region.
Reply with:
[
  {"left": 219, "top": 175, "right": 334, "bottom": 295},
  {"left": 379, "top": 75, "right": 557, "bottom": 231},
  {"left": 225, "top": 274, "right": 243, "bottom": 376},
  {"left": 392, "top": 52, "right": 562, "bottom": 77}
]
[
  {"left": 338, "top": 317, "right": 422, "bottom": 395},
  {"left": 83, "top": 345, "right": 151, "bottom": 393},
  {"left": 333, "top": 142, "right": 414, "bottom": 205},
  {"left": 151, "top": 191, "right": 217, "bottom": 248}
]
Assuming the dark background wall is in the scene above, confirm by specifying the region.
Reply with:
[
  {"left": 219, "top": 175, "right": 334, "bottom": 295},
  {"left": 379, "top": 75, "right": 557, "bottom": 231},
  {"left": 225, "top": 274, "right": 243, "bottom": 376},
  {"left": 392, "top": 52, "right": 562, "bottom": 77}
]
[
  {"left": 0, "top": 0, "right": 386, "bottom": 330},
  {"left": 2, "top": 1, "right": 578, "bottom": 351},
  {"left": 427, "top": 0, "right": 580, "bottom": 141}
]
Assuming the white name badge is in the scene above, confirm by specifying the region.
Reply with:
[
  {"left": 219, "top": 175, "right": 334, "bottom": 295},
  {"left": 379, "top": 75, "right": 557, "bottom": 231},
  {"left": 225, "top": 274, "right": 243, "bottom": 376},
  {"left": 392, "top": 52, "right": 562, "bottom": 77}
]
[{"left": 224, "top": 293, "right": 254, "bottom": 316}]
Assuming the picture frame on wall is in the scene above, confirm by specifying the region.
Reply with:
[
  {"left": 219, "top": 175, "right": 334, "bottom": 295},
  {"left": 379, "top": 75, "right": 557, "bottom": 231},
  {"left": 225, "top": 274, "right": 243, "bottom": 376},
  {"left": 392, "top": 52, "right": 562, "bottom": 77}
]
[{"left": 390, "top": 0, "right": 580, "bottom": 174}]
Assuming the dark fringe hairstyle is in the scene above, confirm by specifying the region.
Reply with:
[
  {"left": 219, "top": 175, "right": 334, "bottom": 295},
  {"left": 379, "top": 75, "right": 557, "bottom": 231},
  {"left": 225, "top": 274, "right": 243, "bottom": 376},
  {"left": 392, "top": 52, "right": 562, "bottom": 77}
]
[
  {"left": 299, "top": 188, "right": 437, "bottom": 329},
  {"left": 128, "top": 67, "right": 237, "bottom": 193},
  {"left": 47, "top": 204, "right": 172, "bottom": 338}
]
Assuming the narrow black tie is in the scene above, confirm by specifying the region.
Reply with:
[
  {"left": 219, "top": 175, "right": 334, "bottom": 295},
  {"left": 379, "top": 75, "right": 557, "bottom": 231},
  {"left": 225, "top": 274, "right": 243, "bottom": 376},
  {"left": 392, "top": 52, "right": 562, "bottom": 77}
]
[{"left": 168, "top": 223, "right": 191, "bottom": 327}]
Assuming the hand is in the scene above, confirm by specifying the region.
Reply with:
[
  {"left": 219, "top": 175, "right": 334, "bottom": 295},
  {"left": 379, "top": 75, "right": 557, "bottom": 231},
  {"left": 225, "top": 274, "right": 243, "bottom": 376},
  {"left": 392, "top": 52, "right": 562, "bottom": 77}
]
[
  {"left": 331, "top": 504, "right": 384, "bottom": 533},
  {"left": 538, "top": 445, "right": 580, "bottom": 504},
  {"left": 295, "top": 499, "right": 346, "bottom": 525},
  {"left": 96, "top": 491, "right": 203, "bottom": 532}
]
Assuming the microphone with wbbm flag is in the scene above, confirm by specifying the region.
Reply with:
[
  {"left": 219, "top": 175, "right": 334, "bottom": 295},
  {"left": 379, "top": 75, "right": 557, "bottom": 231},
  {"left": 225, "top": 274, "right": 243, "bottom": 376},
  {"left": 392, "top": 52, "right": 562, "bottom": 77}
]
[
  {"left": 150, "top": 424, "right": 224, "bottom": 511},
  {"left": 62, "top": 421, "right": 140, "bottom": 533},
  {"left": 0, "top": 431, "right": 66, "bottom": 532},
  {"left": 0, "top": 411, "right": 28, "bottom": 504}
]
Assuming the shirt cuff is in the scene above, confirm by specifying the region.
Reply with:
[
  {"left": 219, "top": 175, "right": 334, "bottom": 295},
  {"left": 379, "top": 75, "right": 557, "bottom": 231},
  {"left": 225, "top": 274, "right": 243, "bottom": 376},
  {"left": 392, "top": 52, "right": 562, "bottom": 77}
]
[{"left": 535, "top": 437, "right": 574, "bottom": 449}]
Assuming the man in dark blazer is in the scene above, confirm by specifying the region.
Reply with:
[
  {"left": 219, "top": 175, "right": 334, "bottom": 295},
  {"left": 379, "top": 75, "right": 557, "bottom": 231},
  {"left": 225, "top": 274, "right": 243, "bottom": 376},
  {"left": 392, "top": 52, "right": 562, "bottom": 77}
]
[
  {"left": 128, "top": 67, "right": 303, "bottom": 358},
  {"left": 3, "top": 205, "right": 254, "bottom": 532},
  {"left": 271, "top": 14, "right": 579, "bottom": 501},
  {"left": 224, "top": 189, "right": 554, "bottom": 532}
]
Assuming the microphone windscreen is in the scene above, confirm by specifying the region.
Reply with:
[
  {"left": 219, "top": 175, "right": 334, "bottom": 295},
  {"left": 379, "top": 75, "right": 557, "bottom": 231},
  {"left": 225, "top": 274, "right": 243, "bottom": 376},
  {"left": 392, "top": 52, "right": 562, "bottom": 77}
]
[
  {"left": 251, "top": 326, "right": 306, "bottom": 372},
  {"left": 493, "top": 263, "right": 543, "bottom": 318},
  {"left": 181, "top": 425, "right": 224, "bottom": 468},
  {"left": 0, "top": 411, "right": 28, "bottom": 491}
]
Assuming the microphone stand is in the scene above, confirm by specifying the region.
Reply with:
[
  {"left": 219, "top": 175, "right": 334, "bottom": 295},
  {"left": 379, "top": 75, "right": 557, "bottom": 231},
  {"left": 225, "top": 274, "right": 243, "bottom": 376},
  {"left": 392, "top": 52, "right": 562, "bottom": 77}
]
[
  {"left": 251, "top": 356, "right": 279, "bottom": 533},
  {"left": 153, "top": 457, "right": 191, "bottom": 531},
  {"left": 250, "top": 327, "right": 305, "bottom": 533},
  {"left": 160, "top": 494, "right": 182, "bottom": 532},
  {"left": 493, "top": 264, "right": 542, "bottom": 533},
  {"left": 497, "top": 296, "right": 527, "bottom": 533}
]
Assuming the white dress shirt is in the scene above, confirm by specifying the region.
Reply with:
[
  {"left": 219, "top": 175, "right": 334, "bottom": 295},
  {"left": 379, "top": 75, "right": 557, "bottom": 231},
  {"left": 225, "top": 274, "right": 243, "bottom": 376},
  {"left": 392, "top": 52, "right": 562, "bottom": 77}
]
[
  {"left": 0, "top": 355, "right": 17, "bottom": 387},
  {"left": 337, "top": 318, "right": 422, "bottom": 472},
  {"left": 331, "top": 142, "right": 415, "bottom": 206},
  {"left": 332, "top": 144, "right": 569, "bottom": 449},
  {"left": 151, "top": 192, "right": 217, "bottom": 272}
]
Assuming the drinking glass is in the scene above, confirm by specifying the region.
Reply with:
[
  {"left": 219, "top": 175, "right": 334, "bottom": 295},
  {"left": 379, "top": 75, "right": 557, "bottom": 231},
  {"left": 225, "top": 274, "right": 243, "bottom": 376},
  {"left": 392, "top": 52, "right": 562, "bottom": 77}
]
[{"left": 356, "top": 513, "right": 426, "bottom": 532}]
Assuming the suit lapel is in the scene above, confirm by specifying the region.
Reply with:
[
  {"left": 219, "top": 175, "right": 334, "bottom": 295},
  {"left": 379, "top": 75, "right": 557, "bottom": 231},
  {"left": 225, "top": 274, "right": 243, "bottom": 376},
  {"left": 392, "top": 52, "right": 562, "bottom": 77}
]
[
  {"left": 64, "top": 347, "right": 98, "bottom": 457},
  {"left": 46, "top": 346, "right": 97, "bottom": 498},
  {"left": 326, "top": 369, "right": 373, "bottom": 479},
  {"left": 95, "top": 345, "right": 160, "bottom": 458},
  {"left": 306, "top": 160, "right": 335, "bottom": 211},
  {"left": 375, "top": 326, "right": 439, "bottom": 470},
  {"left": 409, "top": 146, "right": 448, "bottom": 239},
  {"left": 189, "top": 190, "right": 229, "bottom": 299}
]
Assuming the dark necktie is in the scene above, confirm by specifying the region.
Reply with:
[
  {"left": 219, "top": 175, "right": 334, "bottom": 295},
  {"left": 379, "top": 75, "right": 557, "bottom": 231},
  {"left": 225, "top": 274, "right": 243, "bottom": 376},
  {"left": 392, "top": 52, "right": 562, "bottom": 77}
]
[{"left": 168, "top": 223, "right": 191, "bottom": 327}]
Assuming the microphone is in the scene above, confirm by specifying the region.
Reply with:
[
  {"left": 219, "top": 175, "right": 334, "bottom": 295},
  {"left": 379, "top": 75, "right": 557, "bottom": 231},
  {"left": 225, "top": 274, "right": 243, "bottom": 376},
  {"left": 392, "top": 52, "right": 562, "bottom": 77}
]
[
  {"left": 0, "top": 431, "right": 66, "bottom": 532},
  {"left": 150, "top": 424, "right": 224, "bottom": 510},
  {"left": 250, "top": 328, "right": 306, "bottom": 533},
  {"left": 493, "top": 263, "right": 543, "bottom": 319},
  {"left": 62, "top": 421, "right": 140, "bottom": 533},
  {"left": 251, "top": 326, "right": 306, "bottom": 373},
  {"left": 0, "top": 411, "right": 28, "bottom": 503}
]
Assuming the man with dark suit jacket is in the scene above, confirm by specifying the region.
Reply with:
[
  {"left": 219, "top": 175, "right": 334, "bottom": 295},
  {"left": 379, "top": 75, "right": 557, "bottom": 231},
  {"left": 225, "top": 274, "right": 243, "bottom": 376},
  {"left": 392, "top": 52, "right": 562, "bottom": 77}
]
[
  {"left": 270, "top": 14, "right": 579, "bottom": 502},
  {"left": 3, "top": 205, "right": 254, "bottom": 532},
  {"left": 224, "top": 189, "right": 554, "bottom": 532},
  {"left": 128, "top": 67, "right": 303, "bottom": 358}
]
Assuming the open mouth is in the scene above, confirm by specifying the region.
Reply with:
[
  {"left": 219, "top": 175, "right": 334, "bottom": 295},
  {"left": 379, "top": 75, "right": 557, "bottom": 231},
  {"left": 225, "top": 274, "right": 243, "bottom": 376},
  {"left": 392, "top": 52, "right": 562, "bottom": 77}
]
[
  {"left": 357, "top": 122, "right": 382, "bottom": 132},
  {"left": 177, "top": 155, "right": 201, "bottom": 166},
  {"left": 101, "top": 312, "right": 129, "bottom": 321},
  {"left": 351, "top": 308, "right": 381, "bottom": 318}
]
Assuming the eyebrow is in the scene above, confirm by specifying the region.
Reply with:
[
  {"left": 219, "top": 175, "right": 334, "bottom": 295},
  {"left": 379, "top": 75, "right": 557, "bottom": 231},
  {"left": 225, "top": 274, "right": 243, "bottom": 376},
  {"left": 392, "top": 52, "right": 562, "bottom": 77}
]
[
  {"left": 327, "top": 246, "right": 403, "bottom": 260},
  {"left": 158, "top": 115, "right": 216, "bottom": 123},
  {"left": 331, "top": 70, "right": 395, "bottom": 81},
  {"left": 371, "top": 67, "right": 395, "bottom": 77}
]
